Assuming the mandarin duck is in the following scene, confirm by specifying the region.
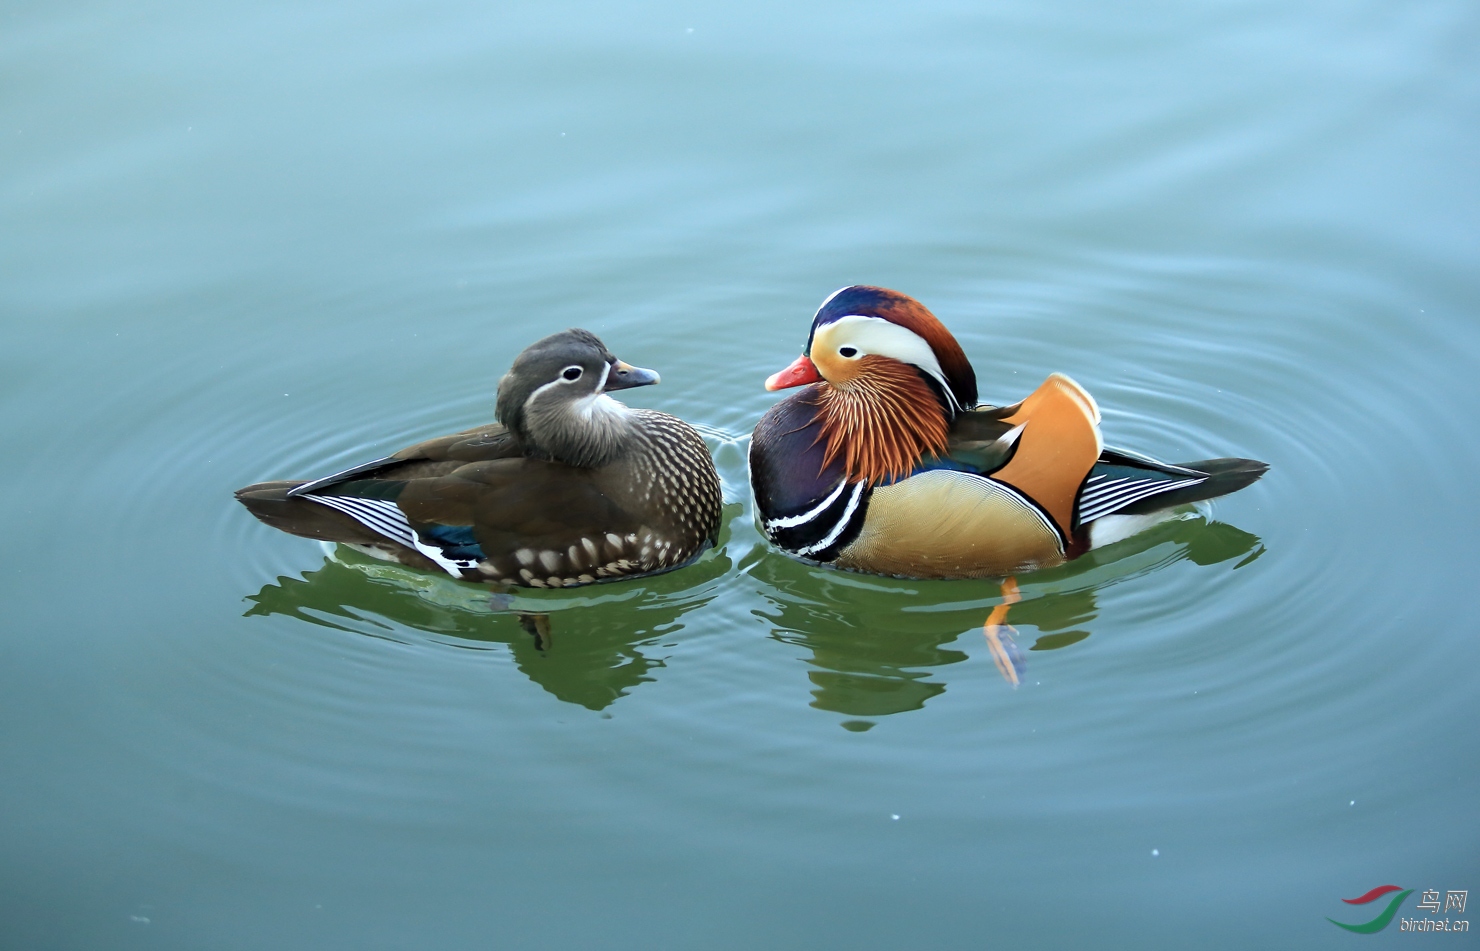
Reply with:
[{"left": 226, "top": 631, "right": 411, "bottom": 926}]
[
  {"left": 749, "top": 286, "right": 1267, "bottom": 681},
  {"left": 237, "top": 329, "right": 723, "bottom": 589}
]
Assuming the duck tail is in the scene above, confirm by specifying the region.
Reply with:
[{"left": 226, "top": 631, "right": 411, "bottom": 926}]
[
  {"left": 234, "top": 480, "right": 384, "bottom": 545},
  {"left": 1115, "top": 457, "right": 1269, "bottom": 515}
]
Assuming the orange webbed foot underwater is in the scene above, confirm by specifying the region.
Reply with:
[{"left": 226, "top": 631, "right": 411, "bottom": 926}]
[{"left": 984, "top": 577, "right": 1025, "bottom": 687}]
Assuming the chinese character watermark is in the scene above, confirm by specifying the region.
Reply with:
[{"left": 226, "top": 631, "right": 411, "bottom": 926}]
[
  {"left": 1397, "top": 887, "right": 1470, "bottom": 934},
  {"left": 1330, "top": 884, "right": 1471, "bottom": 934}
]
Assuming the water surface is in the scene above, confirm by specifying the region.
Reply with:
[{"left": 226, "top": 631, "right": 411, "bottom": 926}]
[{"left": 2, "top": 0, "right": 1477, "bottom": 948}]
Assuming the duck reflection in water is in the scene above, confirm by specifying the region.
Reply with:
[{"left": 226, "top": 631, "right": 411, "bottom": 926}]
[
  {"left": 746, "top": 513, "right": 1263, "bottom": 718},
  {"left": 246, "top": 544, "right": 731, "bottom": 711}
]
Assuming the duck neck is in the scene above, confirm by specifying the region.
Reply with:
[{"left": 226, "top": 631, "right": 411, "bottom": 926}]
[
  {"left": 522, "top": 393, "right": 635, "bottom": 469},
  {"left": 813, "top": 363, "right": 951, "bottom": 485}
]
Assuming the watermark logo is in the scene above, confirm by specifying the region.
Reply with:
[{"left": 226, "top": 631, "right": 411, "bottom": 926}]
[
  {"left": 1328, "top": 886, "right": 1469, "bottom": 934},
  {"left": 1329, "top": 885, "right": 1413, "bottom": 934}
]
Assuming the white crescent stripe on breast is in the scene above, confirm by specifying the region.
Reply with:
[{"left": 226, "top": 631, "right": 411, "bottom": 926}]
[
  {"left": 762, "top": 478, "right": 849, "bottom": 531},
  {"left": 795, "top": 481, "right": 867, "bottom": 556}
]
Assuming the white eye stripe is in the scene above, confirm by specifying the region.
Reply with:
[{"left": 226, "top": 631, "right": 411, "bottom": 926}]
[
  {"left": 526, "top": 360, "right": 600, "bottom": 414},
  {"left": 815, "top": 315, "right": 960, "bottom": 411},
  {"left": 523, "top": 359, "right": 608, "bottom": 412},
  {"left": 524, "top": 378, "right": 564, "bottom": 408}
]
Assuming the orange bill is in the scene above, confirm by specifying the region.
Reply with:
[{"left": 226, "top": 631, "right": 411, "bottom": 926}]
[{"left": 765, "top": 354, "right": 822, "bottom": 391}]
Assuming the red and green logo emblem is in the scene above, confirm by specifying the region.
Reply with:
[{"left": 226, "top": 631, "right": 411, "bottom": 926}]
[{"left": 1328, "top": 885, "right": 1412, "bottom": 933}]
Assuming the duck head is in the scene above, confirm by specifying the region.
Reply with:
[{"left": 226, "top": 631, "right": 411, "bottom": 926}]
[
  {"left": 765, "top": 286, "right": 978, "bottom": 484},
  {"left": 496, "top": 328, "right": 660, "bottom": 468},
  {"left": 766, "top": 286, "right": 977, "bottom": 410}
]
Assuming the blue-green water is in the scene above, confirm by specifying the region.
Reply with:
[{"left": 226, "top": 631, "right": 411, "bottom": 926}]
[{"left": 3, "top": 0, "right": 1477, "bottom": 948}]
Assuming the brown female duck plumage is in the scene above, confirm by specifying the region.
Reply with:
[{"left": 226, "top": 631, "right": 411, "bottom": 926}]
[{"left": 237, "top": 329, "right": 723, "bottom": 588}]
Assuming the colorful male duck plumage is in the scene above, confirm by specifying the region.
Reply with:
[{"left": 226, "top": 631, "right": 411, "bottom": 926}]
[
  {"left": 237, "top": 329, "right": 723, "bottom": 588},
  {"left": 750, "top": 286, "right": 1268, "bottom": 580}
]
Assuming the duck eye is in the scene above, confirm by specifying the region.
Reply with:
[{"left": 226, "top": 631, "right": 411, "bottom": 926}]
[
  {"left": 561, "top": 366, "right": 583, "bottom": 381},
  {"left": 839, "top": 346, "right": 859, "bottom": 358}
]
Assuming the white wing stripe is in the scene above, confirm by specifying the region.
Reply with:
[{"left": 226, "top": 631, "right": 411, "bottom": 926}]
[
  {"left": 326, "top": 500, "right": 415, "bottom": 545},
  {"left": 1080, "top": 486, "right": 1186, "bottom": 521},
  {"left": 1094, "top": 477, "right": 1202, "bottom": 507},
  {"left": 304, "top": 495, "right": 471, "bottom": 577},
  {"left": 310, "top": 496, "right": 414, "bottom": 543},
  {"left": 1079, "top": 477, "right": 1204, "bottom": 522},
  {"left": 1083, "top": 486, "right": 1168, "bottom": 514},
  {"left": 1078, "top": 477, "right": 1132, "bottom": 504},
  {"left": 312, "top": 500, "right": 416, "bottom": 549}
]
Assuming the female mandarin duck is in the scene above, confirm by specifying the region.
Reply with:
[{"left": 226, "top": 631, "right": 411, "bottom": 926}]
[
  {"left": 750, "top": 286, "right": 1267, "bottom": 675},
  {"left": 237, "top": 329, "right": 723, "bottom": 589}
]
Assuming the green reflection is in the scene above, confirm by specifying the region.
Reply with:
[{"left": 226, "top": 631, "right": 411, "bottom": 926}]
[
  {"left": 246, "top": 545, "right": 732, "bottom": 711},
  {"left": 746, "top": 513, "right": 1262, "bottom": 718}
]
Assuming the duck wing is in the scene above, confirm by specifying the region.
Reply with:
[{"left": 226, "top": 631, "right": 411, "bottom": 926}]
[
  {"left": 237, "top": 423, "right": 537, "bottom": 577},
  {"left": 239, "top": 422, "right": 676, "bottom": 584},
  {"left": 323, "top": 456, "right": 649, "bottom": 584},
  {"left": 917, "top": 374, "right": 1102, "bottom": 540},
  {"left": 947, "top": 382, "right": 1266, "bottom": 529},
  {"left": 1077, "top": 449, "right": 1267, "bottom": 523},
  {"left": 939, "top": 402, "right": 1025, "bottom": 473},
  {"left": 284, "top": 423, "right": 521, "bottom": 497}
]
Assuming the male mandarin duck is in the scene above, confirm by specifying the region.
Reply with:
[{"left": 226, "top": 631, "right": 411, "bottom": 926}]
[
  {"left": 237, "top": 329, "right": 723, "bottom": 589},
  {"left": 749, "top": 286, "right": 1267, "bottom": 676}
]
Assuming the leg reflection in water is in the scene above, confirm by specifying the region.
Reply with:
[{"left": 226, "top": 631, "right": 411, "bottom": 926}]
[
  {"left": 983, "top": 577, "right": 1026, "bottom": 687},
  {"left": 517, "top": 613, "right": 553, "bottom": 652}
]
